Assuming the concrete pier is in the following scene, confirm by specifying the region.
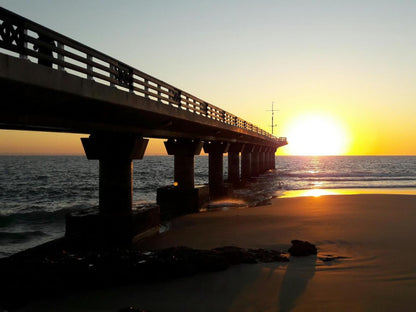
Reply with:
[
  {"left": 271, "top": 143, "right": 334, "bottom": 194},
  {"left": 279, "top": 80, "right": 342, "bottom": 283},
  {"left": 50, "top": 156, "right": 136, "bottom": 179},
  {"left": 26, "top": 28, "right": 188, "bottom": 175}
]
[
  {"left": 203, "top": 141, "right": 230, "bottom": 197},
  {"left": 227, "top": 143, "right": 244, "bottom": 185},
  {"left": 0, "top": 7, "right": 288, "bottom": 248}
]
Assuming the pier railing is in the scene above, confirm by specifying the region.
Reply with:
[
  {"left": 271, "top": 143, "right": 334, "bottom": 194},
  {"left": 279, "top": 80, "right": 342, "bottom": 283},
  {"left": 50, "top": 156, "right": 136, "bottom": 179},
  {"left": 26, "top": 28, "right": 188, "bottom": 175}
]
[{"left": 0, "top": 7, "right": 287, "bottom": 144}]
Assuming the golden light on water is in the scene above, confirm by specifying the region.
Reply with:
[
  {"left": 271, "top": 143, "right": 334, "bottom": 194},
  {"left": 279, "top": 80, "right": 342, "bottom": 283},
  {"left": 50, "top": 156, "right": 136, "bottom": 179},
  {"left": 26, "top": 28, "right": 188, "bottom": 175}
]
[
  {"left": 283, "top": 113, "right": 350, "bottom": 156},
  {"left": 279, "top": 188, "right": 416, "bottom": 198},
  {"left": 280, "top": 189, "right": 338, "bottom": 198}
]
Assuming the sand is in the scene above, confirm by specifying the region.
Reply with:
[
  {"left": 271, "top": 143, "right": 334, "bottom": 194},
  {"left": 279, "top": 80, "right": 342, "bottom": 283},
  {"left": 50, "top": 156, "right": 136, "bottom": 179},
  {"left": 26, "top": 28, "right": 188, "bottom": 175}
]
[{"left": 19, "top": 194, "right": 416, "bottom": 311}]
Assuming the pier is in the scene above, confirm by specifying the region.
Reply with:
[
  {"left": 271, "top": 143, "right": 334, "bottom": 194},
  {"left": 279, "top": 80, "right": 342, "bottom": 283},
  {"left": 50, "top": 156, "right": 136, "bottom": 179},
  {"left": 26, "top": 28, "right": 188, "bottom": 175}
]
[{"left": 0, "top": 8, "right": 287, "bottom": 244}]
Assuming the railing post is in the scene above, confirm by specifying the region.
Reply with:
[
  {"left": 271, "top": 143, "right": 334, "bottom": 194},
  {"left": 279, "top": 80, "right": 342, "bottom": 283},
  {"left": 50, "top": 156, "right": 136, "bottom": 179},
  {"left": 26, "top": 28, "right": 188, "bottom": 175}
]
[
  {"left": 202, "top": 102, "right": 208, "bottom": 116},
  {"left": 109, "top": 64, "right": 115, "bottom": 87},
  {"left": 157, "top": 85, "right": 162, "bottom": 103},
  {"left": 57, "top": 42, "right": 65, "bottom": 71},
  {"left": 19, "top": 29, "right": 28, "bottom": 60},
  {"left": 144, "top": 79, "right": 149, "bottom": 98},
  {"left": 86, "top": 54, "right": 93, "bottom": 80},
  {"left": 186, "top": 96, "right": 190, "bottom": 111}
]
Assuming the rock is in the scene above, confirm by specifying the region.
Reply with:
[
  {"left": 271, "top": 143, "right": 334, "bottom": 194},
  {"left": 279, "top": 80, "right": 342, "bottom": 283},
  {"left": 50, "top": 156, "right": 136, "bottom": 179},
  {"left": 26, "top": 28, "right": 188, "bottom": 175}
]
[{"left": 288, "top": 240, "right": 317, "bottom": 257}]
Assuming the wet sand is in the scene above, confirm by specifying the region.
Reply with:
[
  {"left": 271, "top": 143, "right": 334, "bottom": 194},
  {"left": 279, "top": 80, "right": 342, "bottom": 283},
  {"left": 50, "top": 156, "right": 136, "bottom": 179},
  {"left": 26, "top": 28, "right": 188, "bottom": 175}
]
[{"left": 19, "top": 194, "right": 416, "bottom": 311}]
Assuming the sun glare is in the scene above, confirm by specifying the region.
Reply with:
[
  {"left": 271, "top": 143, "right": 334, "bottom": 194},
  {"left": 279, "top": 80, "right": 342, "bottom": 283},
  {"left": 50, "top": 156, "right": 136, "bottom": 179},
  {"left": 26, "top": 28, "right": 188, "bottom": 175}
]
[{"left": 284, "top": 114, "right": 350, "bottom": 156}]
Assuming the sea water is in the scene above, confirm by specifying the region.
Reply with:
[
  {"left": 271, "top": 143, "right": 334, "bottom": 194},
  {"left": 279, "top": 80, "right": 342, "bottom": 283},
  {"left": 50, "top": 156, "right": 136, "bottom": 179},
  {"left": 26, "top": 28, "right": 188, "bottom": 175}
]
[{"left": 1, "top": 155, "right": 415, "bottom": 257}]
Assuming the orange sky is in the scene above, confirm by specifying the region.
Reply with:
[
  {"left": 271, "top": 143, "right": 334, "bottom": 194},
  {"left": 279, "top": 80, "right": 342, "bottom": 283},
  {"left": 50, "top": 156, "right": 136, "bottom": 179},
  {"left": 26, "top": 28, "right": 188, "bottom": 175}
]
[{"left": 1, "top": 1, "right": 415, "bottom": 156}]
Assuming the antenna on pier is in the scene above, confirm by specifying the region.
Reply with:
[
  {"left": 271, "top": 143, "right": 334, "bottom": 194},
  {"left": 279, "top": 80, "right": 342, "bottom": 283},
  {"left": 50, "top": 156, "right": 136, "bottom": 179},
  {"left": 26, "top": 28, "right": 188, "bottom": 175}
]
[{"left": 266, "top": 101, "right": 279, "bottom": 135}]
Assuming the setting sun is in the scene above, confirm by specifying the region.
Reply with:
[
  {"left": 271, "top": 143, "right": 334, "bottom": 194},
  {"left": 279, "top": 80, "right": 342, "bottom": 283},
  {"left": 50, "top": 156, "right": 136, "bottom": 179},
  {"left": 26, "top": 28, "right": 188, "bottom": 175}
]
[{"left": 283, "top": 113, "right": 350, "bottom": 156}]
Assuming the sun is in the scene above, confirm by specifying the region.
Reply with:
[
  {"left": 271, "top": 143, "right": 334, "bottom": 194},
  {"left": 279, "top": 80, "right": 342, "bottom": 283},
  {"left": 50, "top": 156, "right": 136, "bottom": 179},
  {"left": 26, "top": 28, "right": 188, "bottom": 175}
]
[{"left": 283, "top": 113, "right": 350, "bottom": 156}]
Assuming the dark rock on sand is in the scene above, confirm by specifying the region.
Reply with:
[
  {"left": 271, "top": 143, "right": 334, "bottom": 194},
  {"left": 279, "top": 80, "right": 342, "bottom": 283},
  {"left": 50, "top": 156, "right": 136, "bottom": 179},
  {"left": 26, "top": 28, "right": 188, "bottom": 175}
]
[{"left": 288, "top": 240, "right": 317, "bottom": 257}]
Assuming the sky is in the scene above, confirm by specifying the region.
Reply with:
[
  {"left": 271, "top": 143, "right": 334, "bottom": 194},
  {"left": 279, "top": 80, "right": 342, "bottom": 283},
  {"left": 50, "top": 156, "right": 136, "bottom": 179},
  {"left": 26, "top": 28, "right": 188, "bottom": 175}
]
[{"left": 1, "top": 0, "right": 415, "bottom": 155}]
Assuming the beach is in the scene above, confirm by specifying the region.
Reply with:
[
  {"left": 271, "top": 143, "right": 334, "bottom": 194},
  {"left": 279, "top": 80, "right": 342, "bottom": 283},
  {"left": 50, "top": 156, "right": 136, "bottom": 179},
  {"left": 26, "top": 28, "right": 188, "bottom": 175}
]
[{"left": 17, "top": 193, "right": 416, "bottom": 311}]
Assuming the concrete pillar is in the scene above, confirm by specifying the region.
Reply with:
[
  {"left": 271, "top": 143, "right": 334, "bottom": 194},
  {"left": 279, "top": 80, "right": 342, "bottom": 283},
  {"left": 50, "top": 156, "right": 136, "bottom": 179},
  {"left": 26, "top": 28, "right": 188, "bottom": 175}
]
[
  {"left": 241, "top": 144, "right": 254, "bottom": 179},
  {"left": 251, "top": 145, "right": 261, "bottom": 177},
  {"left": 99, "top": 158, "right": 133, "bottom": 214},
  {"left": 158, "top": 138, "right": 208, "bottom": 220},
  {"left": 203, "top": 141, "right": 230, "bottom": 197},
  {"left": 164, "top": 138, "right": 203, "bottom": 189},
  {"left": 69, "top": 133, "right": 158, "bottom": 247},
  {"left": 263, "top": 147, "right": 270, "bottom": 170},
  {"left": 81, "top": 133, "right": 148, "bottom": 214},
  {"left": 267, "top": 147, "right": 274, "bottom": 170},
  {"left": 259, "top": 146, "right": 266, "bottom": 173},
  {"left": 271, "top": 147, "right": 277, "bottom": 169},
  {"left": 265, "top": 147, "right": 273, "bottom": 170},
  {"left": 227, "top": 143, "right": 244, "bottom": 185}
]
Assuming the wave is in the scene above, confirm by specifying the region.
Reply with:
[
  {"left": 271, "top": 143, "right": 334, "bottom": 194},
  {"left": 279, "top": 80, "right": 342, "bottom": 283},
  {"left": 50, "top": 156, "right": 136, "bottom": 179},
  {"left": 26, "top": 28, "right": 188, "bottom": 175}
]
[
  {"left": 0, "top": 230, "right": 48, "bottom": 244},
  {"left": 0, "top": 207, "right": 77, "bottom": 227}
]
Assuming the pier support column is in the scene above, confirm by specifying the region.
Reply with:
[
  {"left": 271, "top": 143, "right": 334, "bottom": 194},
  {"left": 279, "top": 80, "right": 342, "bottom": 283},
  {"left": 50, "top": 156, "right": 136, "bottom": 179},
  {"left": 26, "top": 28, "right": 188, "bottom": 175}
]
[
  {"left": 241, "top": 144, "right": 254, "bottom": 180},
  {"left": 157, "top": 138, "right": 208, "bottom": 220},
  {"left": 164, "top": 138, "right": 203, "bottom": 189},
  {"left": 264, "top": 147, "right": 272, "bottom": 170},
  {"left": 259, "top": 146, "right": 266, "bottom": 173},
  {"left": 66, "top": 133, "right": 159, "bottom": 247},
  {"left": 267, "top": 146, "right": 274, "bottom": 170},
  {"left": 203, "top": 141, "right": 230, "bottom": 197},
  {"left": 251, "top": 145, "right": 261, "bottom": 177},
  {"left": 81, "top": 133, "right": 148, "bottom": 214},
  {"left": 263, "top": 147, "right": 270, "bottom": 170},
  {"left": 271, "top": 147, "right": 277, "bottom": 169},
  {"left": 227, "top": 143, "right": 244, "bottom": 185}
]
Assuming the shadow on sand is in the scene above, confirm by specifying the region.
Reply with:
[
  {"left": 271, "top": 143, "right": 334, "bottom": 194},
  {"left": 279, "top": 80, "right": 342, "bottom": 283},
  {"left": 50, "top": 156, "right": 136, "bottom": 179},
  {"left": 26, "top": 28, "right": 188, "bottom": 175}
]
[{"left": 278, "top": 255, "right": 317, "bottom": 312}]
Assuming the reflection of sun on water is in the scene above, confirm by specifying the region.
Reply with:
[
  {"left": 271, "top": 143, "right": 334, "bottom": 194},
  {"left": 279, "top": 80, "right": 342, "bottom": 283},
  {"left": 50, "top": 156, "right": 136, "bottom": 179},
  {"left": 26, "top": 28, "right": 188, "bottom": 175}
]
[
  {"left": 280, "top": 189, "right": 338, "bottom": 198},
  {"left": 280, "top": 189, "right": 416, "bottom": 198},
  {"left": 283, "top": 113, "right": 350, "bottom": 156}
]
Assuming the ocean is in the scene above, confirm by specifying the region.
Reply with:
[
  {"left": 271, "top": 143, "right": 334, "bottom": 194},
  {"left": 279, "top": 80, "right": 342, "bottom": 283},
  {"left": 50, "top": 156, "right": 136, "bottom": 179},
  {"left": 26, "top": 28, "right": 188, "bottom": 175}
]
[{"left": 1, "top": 155, "right": 415, "bottom": 258}]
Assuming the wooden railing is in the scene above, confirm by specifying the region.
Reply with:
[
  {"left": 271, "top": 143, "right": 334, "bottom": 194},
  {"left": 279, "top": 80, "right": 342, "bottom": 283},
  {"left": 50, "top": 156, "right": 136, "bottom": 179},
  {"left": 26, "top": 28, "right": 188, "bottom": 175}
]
[{"left": 0, "top": 7, "right": 286, "bottom": 144}]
